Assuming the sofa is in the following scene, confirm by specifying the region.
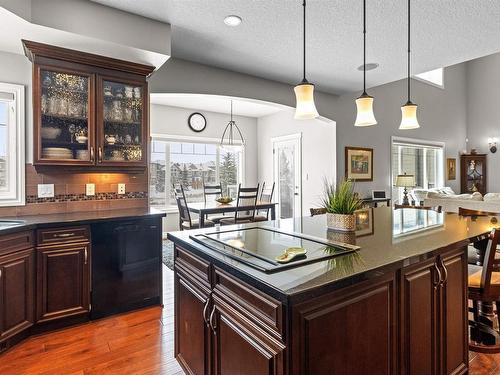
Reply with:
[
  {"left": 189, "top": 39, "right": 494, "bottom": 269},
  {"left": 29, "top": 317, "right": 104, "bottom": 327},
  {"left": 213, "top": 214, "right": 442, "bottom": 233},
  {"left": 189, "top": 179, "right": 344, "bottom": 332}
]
[{"left": 416, "top": 188, "right": 500, "bottom": 213}]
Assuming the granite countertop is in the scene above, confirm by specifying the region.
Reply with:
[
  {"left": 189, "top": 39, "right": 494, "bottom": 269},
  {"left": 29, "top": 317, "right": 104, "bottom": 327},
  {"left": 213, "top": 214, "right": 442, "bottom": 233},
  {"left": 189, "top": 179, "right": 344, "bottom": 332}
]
[
  {"left": 168, "top": 207, "right": 496, "bottom": 302},
  {"left": 0, "top": 208, "right": 166, "bottom": 235}
]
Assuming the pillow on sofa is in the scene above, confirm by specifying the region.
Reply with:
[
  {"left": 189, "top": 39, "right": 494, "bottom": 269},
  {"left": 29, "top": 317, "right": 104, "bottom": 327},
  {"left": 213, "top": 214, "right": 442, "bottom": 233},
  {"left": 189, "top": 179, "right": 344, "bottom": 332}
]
[
  {"left": 440, "top": 187, "right": 456, "bottom": 195},
  {"left": 484, "top": 193, "right": 500, "bottom": 202}
]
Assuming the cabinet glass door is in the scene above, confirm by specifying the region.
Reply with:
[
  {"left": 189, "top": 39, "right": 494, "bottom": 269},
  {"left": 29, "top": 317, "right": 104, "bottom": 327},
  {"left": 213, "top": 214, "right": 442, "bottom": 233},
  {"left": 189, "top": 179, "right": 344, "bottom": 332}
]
[
  {"left": 38, "top": 68, "right": 94, "bottom": 164},
  {"left": 465, "top": 158, "right": 485, "bottom": 193},
  {"left": 100, "top": 79, "right": 145, "bottom": 165}
]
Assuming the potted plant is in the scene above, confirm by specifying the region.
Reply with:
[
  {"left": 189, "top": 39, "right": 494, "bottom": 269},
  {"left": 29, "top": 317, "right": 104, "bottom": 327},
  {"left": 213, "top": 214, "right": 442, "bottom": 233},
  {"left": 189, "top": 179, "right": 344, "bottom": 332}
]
[{"left": 321, "top": 179, "right": 363, "bottom": 231}]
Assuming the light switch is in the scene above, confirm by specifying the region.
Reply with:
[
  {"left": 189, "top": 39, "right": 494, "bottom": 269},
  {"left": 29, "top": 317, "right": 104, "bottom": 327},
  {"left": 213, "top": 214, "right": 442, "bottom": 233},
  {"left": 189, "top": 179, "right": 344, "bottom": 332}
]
[
  {"left": 86, "top": 183, "right": 95, "bottom": 196},
  {"left": 37, "top": 184, "right": 54, "bottom": 198},
  {"left": 118, "top": 183, "right": 126, "bottom": 195}
]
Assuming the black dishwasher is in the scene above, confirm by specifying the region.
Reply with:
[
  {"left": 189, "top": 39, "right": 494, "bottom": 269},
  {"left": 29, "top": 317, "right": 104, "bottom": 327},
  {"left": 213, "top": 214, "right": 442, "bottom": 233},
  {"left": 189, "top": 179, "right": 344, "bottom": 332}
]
[{"left": 90, "top": 218, "right": 162, "bottom": 319}]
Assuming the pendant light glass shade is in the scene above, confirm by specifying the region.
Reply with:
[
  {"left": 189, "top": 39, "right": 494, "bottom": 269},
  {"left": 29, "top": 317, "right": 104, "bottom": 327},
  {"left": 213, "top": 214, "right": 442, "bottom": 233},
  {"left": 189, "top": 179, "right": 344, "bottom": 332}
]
[
  {"left": 355, "top": 93, "right": 377, "bottom": 127},
  {"left": 399, "top": 101, "right": 420, "bottom": 130},
  {"left": 294, "top": 0, "right": 319, "bottom": 120},
  {"left": 294, "top": 81, "right": 319, "bottom": 120},
  {"left": 355, "top": 0, "right": 377, "bottom": 127}
]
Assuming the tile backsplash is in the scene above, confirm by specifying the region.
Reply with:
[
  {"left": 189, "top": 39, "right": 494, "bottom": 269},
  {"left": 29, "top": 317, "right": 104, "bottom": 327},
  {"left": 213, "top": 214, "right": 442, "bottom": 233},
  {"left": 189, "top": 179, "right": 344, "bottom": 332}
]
[{"left": 0, "top": 165, "right": 148, "bottom": 216}]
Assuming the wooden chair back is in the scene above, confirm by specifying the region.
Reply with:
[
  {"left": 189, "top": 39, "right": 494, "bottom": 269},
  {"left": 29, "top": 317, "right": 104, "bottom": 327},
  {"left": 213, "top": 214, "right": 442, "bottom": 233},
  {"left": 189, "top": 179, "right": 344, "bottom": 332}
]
[
  {"left": 175, "top": 185, "right": 192, "bottom": 229},
  {"left": 203, "top": 183, "right": 223, "bottom": 203},
  {"left": 234, "top": 184, "right": 259, "bottom": 222},
  {"left": 310, "top": 208, "right": 327, "bottom": 217},
  {"left": 477, "top": 229, "right": 500, "bottom": 293},
  {"left": 256, "top": 182, "right": 275, "bottom": 219}
]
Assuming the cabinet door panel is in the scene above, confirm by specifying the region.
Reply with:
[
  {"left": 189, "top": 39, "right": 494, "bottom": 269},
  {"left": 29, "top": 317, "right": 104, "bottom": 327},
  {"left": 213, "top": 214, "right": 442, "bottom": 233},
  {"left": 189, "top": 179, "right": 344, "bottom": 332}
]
[
  {"left": 0, "top": 249, "right": 35, "bottom": 341},
  {"left": 213, "top": 296, "right": 284, "bottom": 375},
  {"left": 292, "top": 275, "right": 397, "bottom": 375},
  {"left": 175, "top": 271, "right": 210, "bottom": 375},
  {"left": 37, "top": 244, "right": 90, "bottom": 322},
  {"left": 402, "top": 258, "right": 439, "bottom": 375},
  {"left": 441, "top": 250, "right": 468, "bottom": 375}
]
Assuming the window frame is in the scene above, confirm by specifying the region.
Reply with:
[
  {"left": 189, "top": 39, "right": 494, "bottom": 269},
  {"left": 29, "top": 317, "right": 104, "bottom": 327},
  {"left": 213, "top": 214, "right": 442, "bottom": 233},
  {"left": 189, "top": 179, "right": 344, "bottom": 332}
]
[
  {"left": 0, "top": 82, "right": 25, "bottom": 207},
  {"left": 390, "top": 136, "right": 445, "bottom": 201},
  {"left": 150, "top": 134, "right": 245, "bottom": 213}
]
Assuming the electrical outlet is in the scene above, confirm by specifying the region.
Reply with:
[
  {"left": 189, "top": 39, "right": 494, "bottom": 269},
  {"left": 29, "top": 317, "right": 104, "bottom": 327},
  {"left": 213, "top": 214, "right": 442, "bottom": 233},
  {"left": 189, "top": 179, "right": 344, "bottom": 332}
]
[
  {"left": 86, "top": 183, "right": 95, "bottom": 196},
  {"left": 37, "top": 184, "right": 54, "bottom": 198},
  {"left": 118, "top": 183, "right": 126, "bottom": 195}
]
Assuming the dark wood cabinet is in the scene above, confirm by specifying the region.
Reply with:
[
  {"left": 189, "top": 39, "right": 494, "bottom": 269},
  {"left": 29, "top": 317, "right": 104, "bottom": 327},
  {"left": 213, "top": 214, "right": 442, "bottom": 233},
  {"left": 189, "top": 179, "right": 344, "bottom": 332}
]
[
  {"left": 36, "top": 227, "right": 91, "bottom": 323},
  {"left": 401, "top": 247, "right": 468, "bottom": 375},
  {"left": 460, "top": 153, "right": 487, "bottom": 194},
  {"left": 0, "top": 248, "right": 35, "bottom": 342},
  {"left": 23, "top": 40, "right": 154, "bottom": 169}
]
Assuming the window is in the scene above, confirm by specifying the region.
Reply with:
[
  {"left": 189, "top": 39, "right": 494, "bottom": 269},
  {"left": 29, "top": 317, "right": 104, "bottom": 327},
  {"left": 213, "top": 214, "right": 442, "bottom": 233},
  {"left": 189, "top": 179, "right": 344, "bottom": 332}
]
[
  {"left": 391, "top": 137, "right": 444, "bottom": 203},
  {"left": 150, "top": 139, "right": 243, "bottom": 211},
  {"left": 414, "top": 68, "right": 444, "bottom": 88},
  {"left": 0, "top": 83, "right": 25, "bottom": 206}
]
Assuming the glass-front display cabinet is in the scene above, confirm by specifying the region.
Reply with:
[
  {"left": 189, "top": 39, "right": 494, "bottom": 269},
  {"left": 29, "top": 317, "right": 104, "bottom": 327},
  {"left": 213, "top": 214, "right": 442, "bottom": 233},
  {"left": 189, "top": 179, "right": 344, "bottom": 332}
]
[
  {"left": 24, "top": 40, "right": 154, "bottom": 169},
  {"left": 460, "top": 153, "right": 487, "bottom": 195}
]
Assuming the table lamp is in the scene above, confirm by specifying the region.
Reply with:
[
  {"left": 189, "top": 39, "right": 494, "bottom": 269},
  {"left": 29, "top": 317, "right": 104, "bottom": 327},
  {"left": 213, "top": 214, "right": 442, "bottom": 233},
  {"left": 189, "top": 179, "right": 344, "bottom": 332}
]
[{"left": 395, "top": 173, "right": 415, "bottom": 206}]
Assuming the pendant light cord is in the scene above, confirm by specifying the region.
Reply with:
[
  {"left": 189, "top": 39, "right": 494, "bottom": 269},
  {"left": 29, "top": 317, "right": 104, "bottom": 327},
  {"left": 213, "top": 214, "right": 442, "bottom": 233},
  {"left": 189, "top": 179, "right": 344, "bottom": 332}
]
[
  {"left": 407, "top": 0, "right": 411, "bottom": 103},
  {"left": 362, "top": 0, "right": 366, "bottom": 94},
  {"left": 302, "top": 0, "right": 306, "bottom": 82}
]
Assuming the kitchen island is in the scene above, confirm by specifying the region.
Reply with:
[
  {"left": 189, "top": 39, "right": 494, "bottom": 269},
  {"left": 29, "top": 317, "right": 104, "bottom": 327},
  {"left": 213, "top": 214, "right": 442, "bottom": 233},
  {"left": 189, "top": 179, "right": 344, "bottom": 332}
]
[{"left": 168, "top": 207, "right": 495, "bottom": 375}]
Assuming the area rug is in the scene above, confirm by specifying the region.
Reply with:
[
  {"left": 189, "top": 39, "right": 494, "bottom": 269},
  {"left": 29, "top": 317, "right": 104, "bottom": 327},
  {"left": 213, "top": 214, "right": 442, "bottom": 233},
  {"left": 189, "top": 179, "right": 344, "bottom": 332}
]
[{"left": 162, "top": 240, "right": 174, "bottom": 271}]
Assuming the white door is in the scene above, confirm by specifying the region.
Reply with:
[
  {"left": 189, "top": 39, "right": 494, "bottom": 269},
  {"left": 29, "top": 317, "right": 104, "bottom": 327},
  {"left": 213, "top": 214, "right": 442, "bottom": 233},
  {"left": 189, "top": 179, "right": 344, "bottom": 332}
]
[{"left": 272, "top": 134, "right": 302, "bottom": 219}]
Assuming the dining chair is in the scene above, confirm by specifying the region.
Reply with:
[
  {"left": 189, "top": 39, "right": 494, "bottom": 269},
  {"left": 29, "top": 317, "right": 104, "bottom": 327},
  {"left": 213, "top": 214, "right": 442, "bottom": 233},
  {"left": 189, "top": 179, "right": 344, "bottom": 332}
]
[
  {"left": 253, "top": 182, "right": 275, "bottom": 222},
  {"left": 310, "top": 208, "right": 327, "bottom": 217},
  {"left": 175, "top": 185, "right": 214, "bottom": 230},
  {"left": 202, "top": 182, "right": 226, "bottom": 223},
  {"left": 467, "top": 228, "right": 500, "bottom": 352},
  {"left": 220, "top": 184, "right": 259, "bottom": 225}
]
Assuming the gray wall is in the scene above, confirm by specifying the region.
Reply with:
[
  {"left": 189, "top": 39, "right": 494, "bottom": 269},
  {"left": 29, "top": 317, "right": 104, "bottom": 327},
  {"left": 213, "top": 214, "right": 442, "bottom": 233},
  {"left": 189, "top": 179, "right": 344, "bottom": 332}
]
[
  {"left": 466, "top": 53, "right": 500, "bottom": 192},
  {"left": 334, "top": 63, "right": 468, "bottom": 196}
]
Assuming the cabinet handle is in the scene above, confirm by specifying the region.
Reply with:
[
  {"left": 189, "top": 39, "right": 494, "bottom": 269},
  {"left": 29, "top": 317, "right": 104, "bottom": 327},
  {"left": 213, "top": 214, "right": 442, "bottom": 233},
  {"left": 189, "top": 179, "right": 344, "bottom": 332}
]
[
  {"left": 84, "top": 248, "right": 88, "bottom": 265},
  {"left": 209, "top": 306, "right": 217, "bottom": 333},
  {"left": 440, "top": 257, "right": 448, "bottom": 285},
  {"left": 202, "top": 299, "right": 210, "bottom": 326},
  {"left": 0, "top": 268, "right": 2, "bottom": 279},
  {"left": 90, "top": 146, "right": 95, "bottom": 162},
  {"left": 433, "top": 262, "right": 442, "bottom": 289},
  {"left": 98, "top": 147, "right": 103, "bottom": 163},
  {"left": 55, "top": 233, "right": 75, "bottom": 238}
]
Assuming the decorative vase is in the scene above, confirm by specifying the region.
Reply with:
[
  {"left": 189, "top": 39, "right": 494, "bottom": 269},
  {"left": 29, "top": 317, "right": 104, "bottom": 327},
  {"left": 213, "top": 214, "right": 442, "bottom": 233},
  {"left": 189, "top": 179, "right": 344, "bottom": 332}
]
[
  {"left": 326, "top": 229, "right": 357, "bottom": 245},
  {"left": 326, "top": 213, "right": 356, "bottom": 232}
]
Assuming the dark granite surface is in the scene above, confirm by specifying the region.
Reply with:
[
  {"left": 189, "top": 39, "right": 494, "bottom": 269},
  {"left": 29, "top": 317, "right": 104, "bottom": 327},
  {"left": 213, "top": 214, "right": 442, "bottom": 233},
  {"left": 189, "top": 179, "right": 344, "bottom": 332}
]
[
  {"left": 0, "top": 208, "right": 166, "bottom": 235},
  {"left": 168, "top": 207, "right": 497, "bottom": 302}
]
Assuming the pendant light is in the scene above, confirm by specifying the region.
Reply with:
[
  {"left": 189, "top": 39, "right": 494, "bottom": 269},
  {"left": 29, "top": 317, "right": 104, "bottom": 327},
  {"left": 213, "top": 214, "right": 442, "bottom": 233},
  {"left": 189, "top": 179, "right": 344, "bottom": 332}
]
[
  {"left": 354, "top": 0, "right": 377, "bottom": 127},
  {"left": 399, "top": 0, "right": 420, "bottom": 130},
  {"left": 294, "top": 0, "right": 319, "bottom": 120},
  {"left": 220, "top": 100, "right": 245, "bottom": 151}
]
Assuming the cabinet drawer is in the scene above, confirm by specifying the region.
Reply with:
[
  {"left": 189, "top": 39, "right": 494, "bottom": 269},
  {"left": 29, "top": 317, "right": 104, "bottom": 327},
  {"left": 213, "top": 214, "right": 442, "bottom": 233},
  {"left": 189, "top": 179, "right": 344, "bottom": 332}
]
[
  {"left": 213, "top": 267, "right": 283, "bottom": 337},
  {"left": 175, "top": 245, "right": 210, "bottom": 285},
  {"left": 0, "top": 231, "right": 34, "bottom": 256},
  {"left": 37, "top": 226, "right": 90, "bottom": 246}
]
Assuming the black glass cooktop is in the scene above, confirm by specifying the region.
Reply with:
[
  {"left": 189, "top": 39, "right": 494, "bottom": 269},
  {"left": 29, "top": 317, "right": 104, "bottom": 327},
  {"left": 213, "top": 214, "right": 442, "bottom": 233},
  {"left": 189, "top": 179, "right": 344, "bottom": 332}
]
[{"left": 190, "top": 226, "right": 359, "bottom": 273}]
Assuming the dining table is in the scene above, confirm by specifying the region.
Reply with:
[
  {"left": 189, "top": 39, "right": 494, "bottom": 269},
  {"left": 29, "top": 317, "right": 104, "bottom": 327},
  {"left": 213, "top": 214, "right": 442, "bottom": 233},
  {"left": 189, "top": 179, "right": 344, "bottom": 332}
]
[{"left": 186, "top": 200, "right": 278, "bottom": 228}]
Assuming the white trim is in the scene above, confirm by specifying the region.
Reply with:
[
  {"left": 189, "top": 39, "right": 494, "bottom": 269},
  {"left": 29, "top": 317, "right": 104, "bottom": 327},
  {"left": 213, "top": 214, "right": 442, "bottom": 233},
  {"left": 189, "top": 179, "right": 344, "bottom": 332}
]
[
  {"left": 0, "top": 82, "right": 25, "bottom": 207},
  {"left": 150, "top": 133, "right": 243, "bottom": 145},
  {"left": 414, "top": 68, "right": 445, "bottom": 90}
]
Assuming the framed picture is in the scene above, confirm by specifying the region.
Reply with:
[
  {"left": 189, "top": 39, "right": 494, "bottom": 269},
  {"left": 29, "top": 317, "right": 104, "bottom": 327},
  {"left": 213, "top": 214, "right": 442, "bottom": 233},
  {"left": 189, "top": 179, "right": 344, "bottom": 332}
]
[
  {"left": 355, "top": 208, "right": 374, "bottom": 237},
  {"left": 345, "top": 147, "right": 373, "bottom": 181},
  {"left": 447, "top": 158, "right": 456, "bottom": 180}
]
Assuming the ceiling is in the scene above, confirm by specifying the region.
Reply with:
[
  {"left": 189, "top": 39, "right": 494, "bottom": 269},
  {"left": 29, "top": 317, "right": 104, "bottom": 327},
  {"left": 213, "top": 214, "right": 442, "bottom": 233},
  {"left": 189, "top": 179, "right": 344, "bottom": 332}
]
[
  {"left": 150, "top": 94, "right": 286, "bottom": 118},
  {"left": 92, "top": 0, "right": 500, "bottom": 94}
]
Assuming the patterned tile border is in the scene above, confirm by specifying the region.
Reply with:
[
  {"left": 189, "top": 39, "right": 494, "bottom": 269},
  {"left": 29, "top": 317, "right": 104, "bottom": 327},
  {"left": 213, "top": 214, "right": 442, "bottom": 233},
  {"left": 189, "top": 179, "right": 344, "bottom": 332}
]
[{"left": 26, "top": 191, "right": 148, "bottom": 204}]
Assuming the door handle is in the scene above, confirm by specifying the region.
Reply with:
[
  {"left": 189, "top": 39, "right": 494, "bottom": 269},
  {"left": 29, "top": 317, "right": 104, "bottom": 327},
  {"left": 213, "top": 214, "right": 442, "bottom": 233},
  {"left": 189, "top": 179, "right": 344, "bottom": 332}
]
[
  {"left": 98, "top": 147, "right": 103, "bottom": 163},
  {"left": 433, "top": 262, "right": 442, "bottom": 289},
  {"left": 209, "top": 306, "right": 217, "bottom": 333},
  {"left": 439, "top": 257, "right": 448, "bottom": 286},
  {"left": 202, "top": 299, "right": 210, "bottom": 326},
  {"left": 90, "top": 146, "right": 95, "bottom": 162},
  {"left": 84, "top": 248, "right": 88, "bottom": 265}
]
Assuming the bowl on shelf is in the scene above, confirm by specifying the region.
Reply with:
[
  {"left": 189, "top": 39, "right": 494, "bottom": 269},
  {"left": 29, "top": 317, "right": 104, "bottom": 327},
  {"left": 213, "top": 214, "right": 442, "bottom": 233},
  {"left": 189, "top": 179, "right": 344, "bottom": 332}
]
[
  {"left": 216, "top": 197, "right": 234, "bottom": 204},
  {"left": 75, "top": 135, "right": 88, "bottom": 144},
  {"left": 41, "top": 127, "right": 61, "bottom": 140}
]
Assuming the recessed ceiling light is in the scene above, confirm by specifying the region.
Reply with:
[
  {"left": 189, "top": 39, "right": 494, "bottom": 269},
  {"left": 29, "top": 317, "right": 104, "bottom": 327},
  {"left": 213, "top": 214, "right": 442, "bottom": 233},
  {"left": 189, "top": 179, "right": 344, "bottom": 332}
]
[
  {"left": 224, "top": 15, "right": 242, "bottom": 27},
  {"left": 357, "top": 63, "right": 379, "bottom": 71}
]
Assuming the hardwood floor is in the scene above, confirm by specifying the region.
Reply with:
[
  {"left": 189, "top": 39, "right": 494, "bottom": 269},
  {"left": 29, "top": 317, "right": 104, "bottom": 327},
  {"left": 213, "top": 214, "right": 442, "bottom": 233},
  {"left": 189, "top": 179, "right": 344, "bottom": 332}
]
[{"left": 0, "top": 265, "right": 497, "bottom": 374}]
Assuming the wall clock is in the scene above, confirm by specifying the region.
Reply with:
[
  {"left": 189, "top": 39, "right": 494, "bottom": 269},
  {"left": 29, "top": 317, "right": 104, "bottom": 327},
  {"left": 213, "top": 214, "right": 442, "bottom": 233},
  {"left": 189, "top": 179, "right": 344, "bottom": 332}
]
[{"left": 188, "top": 112, "right": 207, "bottom": 132}]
